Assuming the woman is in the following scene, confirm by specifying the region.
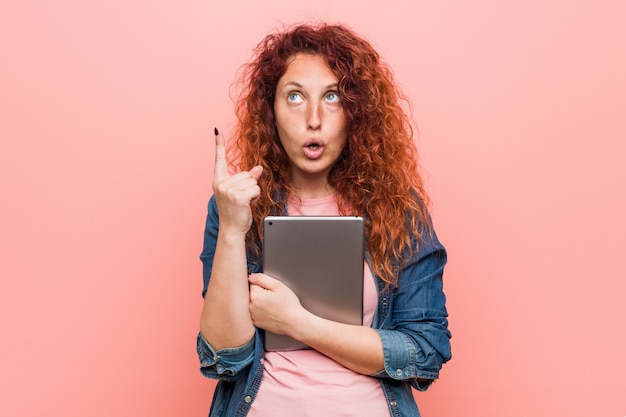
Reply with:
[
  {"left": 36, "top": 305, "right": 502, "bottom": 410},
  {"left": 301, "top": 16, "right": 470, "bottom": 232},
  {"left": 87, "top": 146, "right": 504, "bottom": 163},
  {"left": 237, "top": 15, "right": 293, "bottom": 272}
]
[{"left": 197, "top": 23, "right": 451, "bottom": 417}]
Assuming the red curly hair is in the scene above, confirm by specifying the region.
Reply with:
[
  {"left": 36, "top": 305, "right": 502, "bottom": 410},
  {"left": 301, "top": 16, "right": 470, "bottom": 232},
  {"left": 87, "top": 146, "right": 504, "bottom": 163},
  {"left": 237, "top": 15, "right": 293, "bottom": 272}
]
[{"left": 229, "top": 23, "right": 431, "bottom": 285}]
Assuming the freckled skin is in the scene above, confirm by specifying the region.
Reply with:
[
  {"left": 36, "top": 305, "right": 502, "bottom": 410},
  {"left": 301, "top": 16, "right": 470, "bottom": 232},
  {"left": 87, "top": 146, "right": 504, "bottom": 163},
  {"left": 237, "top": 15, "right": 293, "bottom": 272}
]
[{"left": 274, "top": 54, "right": 348, "bottom": 196}]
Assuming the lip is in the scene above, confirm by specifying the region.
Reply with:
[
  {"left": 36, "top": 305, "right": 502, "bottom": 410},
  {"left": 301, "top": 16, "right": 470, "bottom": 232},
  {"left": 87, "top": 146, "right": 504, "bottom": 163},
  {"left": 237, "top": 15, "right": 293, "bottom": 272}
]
[
  {"left": 304, "top": 138, "right": 323, "bottom": 147},
  {"left": 303, "top": 139, "right": 325, "bottom": 160}
]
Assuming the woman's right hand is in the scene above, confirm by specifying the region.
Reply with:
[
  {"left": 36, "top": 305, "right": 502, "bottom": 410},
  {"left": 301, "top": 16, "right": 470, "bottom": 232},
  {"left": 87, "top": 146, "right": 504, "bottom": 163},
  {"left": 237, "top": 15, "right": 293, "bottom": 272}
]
[{"left": 212, "top": 128, "right": 263, "bottom": 235}]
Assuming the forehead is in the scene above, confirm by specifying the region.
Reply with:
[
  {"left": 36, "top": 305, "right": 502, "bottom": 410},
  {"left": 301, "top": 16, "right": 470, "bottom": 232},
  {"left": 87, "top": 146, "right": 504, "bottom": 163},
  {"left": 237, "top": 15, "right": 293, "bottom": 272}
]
[{"left": 278, "top": 53, "right": 338, "bottom": 86}]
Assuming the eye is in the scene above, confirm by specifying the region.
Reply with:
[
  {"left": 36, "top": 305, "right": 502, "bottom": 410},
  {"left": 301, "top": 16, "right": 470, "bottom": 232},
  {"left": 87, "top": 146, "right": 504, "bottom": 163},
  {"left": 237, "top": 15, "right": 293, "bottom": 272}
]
[
  {"left": 325, "top": 91, "right": 340, "bottom": 103},
  {"left": 287, "top": 92, "right": 303, "bottom": 103}
]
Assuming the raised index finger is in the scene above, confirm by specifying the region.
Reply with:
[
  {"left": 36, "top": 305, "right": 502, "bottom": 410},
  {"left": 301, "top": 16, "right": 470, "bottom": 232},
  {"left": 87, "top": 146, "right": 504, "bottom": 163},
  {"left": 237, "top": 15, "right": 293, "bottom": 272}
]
[{"left": 213, "top": 127, "right": 229, "bottom": 183}]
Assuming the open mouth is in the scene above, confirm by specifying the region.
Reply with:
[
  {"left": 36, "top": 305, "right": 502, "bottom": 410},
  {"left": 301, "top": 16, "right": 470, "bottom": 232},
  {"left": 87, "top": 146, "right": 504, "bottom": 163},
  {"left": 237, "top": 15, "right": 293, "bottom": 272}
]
[{"left": 303, "top": 140, "right": 324, "bottom": 159}]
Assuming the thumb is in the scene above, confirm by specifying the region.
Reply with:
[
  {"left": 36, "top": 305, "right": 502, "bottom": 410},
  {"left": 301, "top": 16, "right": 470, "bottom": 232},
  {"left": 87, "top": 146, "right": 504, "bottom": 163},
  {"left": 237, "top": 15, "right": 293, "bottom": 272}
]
[
  {"left": 249, "top": 165, "right": 264, "bottom": 180},
  {"left": 248, "top": 273, "right": 280, "bottom": 291}
]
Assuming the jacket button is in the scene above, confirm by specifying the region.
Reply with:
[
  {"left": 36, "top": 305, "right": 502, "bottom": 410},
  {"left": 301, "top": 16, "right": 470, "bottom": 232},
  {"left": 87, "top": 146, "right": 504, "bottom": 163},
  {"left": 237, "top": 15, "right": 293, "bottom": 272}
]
[
  {"left": 390, "top": 401, "right": 398, "bottom": 407},
  {"left": 395, "top": 369, "right": 403, "bottom": 376},
  {"left": 244, "top": 395, "right": 252, "bottom": 403}
]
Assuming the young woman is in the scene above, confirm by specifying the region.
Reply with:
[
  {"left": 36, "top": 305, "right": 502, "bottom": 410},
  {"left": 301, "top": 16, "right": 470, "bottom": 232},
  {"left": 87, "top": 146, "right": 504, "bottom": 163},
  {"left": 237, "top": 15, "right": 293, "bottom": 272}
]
[{"left": 197, "top": 23, "right": 451, "bottom": 417}]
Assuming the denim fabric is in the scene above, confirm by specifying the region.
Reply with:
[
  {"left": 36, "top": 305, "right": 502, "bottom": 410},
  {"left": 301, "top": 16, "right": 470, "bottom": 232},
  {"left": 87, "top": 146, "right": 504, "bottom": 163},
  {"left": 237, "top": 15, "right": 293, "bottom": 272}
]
[{"left": 197, "top": 195, "right": 452, "bottom": 417}]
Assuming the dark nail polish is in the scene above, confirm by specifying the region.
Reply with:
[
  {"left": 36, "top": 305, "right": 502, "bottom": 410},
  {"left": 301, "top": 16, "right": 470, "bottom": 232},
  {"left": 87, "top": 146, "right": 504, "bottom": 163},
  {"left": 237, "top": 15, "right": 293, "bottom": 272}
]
[{"left": 214, "top": 127, "right": 219, "bottom": 136}]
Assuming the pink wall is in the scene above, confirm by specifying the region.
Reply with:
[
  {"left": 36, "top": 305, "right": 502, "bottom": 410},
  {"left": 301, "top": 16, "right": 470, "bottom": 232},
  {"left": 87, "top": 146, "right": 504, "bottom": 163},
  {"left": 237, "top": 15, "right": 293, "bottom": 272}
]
[{"left": 1, "top": 1, "right": 624, "bottom": 416}]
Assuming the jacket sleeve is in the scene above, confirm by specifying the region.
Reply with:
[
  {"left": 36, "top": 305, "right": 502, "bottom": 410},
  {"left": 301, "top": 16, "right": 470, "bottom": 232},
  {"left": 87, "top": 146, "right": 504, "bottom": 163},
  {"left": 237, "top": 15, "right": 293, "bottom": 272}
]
[
  {"left": 197, "top": 332, "right": 255, "bottom": 382},
  {"left": 373, "top": 229, "right": 452, "bottom": 391},
  {"left": 196, "top": 196, "right": 255, "bottom": 380}
]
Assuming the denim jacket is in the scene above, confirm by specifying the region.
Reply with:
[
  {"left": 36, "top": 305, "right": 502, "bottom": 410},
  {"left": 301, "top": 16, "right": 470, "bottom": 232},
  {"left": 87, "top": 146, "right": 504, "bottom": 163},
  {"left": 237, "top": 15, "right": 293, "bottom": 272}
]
[{"left": 197, "top": 195, "right": 451, "bottom": 417}]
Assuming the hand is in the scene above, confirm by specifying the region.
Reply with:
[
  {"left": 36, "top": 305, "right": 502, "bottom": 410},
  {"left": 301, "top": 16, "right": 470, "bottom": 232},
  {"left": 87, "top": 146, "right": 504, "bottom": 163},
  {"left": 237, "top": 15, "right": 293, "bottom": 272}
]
[
  {"left": 248, "top": 273, "right": 307, "bottom": 335},
  {"left": 212, "top": 128, "right": 263, "bottom": 235}
]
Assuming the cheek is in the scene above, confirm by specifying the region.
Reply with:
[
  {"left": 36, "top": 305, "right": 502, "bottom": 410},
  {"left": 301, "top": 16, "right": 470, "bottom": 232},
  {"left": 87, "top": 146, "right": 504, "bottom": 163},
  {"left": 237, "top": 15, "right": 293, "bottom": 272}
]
[
  {"left": 275, "top": 107, "right": 296, "bottom": 132},
  {"left": 334, "top": 112, "right": 348, "bottom": 134},
  {"left": 335, "top": 117, "right": 348, "bottom": 144},
  {"left": 275, "top": 128, "right": 295, "bottom": 154}
]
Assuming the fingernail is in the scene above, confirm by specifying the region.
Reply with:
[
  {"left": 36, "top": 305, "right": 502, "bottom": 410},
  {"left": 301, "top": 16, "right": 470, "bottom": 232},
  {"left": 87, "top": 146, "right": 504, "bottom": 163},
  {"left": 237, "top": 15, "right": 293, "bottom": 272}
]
[{"left": 214, "top": 127, "right": 219, "bottom": 136}]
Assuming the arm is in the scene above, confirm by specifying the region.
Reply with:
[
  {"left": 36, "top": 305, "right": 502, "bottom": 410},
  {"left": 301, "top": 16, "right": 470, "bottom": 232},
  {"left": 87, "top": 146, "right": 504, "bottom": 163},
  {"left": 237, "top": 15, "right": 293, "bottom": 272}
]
[
  {"left": 373, "top": 233, "right": 452, "bottom": 390},
  {"left": 199, "top": 129, "right": 263, "bottom": 351},
  {"left": 248, "top": 228, "right": 451, "bottom": 383},
  {"left": 291, "top": 311, "right": 385, "bottom": 375},
  {"left": 249, "top": 272, "right": 384, "bottom": 374},
  {"left": 199, "top": 198, "right": 255, "bottom": 350},
  {"left": 196, "top": 197, "right": 258, "bottom": 381}
]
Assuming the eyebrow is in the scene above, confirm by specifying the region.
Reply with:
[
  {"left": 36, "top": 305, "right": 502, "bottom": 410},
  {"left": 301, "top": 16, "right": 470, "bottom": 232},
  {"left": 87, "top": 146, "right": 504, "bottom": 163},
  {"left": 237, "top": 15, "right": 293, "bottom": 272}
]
[{"left": 282, "top": 81, "right": 339, "bottom": 90}]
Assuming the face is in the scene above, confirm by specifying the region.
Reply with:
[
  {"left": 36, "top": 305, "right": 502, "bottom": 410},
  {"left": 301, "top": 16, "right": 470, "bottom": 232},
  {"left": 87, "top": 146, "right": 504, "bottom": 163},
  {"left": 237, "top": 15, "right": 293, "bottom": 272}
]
[{"left": 274, "top": 53, "right": 347, "bottom": 192}]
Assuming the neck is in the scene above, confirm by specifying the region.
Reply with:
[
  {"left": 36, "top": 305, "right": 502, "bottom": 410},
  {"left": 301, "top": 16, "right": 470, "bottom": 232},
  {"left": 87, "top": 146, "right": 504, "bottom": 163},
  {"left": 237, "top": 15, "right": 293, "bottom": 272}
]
[
  {"left": 294, "top": 185, "right": 335, "bottom": 200},
  {"left": 289, "top": 170, "right": 335, "bottom": 200},
  {"left": 292, "top": 181, "right": 334, "bottom": 200}
]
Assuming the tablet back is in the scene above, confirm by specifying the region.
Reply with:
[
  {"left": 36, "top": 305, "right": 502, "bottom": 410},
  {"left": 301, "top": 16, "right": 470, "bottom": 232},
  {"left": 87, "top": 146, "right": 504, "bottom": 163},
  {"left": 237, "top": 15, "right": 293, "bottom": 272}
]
[{"left": 262, "top": 216, "right": 364, "bottom": 351}]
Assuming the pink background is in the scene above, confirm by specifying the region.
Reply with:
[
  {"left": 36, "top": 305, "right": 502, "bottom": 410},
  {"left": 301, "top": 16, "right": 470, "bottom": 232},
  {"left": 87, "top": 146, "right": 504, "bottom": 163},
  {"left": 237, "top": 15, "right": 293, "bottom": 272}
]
[{"left": 1, "top": 1, "right": 625, "bottom": 416}]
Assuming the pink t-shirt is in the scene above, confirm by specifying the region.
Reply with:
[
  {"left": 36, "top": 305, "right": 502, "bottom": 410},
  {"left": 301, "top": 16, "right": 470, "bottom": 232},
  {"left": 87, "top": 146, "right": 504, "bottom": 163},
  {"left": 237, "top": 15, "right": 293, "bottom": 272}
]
[{"left": 248, "top": 194, "right": 390, "bottom": 417}]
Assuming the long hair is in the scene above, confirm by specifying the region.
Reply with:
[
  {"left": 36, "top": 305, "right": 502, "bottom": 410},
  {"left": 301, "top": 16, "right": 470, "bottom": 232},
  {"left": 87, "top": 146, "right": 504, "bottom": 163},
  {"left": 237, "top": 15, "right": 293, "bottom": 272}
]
[{"left": 230, "top": 23, "right": 431, "bottom": 285}]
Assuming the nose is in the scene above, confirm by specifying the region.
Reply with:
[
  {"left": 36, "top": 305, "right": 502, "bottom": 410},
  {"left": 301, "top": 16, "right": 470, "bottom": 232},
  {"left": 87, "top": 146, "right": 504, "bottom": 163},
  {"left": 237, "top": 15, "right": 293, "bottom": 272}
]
[{"left": 307, "top": 103, "right": 321, "bottom": 130}]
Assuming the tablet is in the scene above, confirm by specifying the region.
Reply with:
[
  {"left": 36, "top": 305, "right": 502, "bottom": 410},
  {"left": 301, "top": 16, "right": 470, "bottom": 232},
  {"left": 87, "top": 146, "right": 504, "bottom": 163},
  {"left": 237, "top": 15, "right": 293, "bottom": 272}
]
[{"left": 262, "top": 215, "right": 365, "bottom": 351}]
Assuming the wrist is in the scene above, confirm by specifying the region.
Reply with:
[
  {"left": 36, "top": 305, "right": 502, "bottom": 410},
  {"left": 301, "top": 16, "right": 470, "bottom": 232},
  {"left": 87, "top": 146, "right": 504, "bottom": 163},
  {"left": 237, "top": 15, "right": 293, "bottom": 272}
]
[
  {"left": 289, "top": 309, "right": 321, "bottom": 345},
  {"left": 217, "top": 228, "right": 248, "bottom": 246}
]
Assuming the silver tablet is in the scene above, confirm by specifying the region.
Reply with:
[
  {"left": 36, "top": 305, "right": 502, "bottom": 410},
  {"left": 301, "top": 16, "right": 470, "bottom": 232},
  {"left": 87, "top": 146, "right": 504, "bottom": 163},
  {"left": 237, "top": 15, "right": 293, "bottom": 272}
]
[{"left": 262, "top": 215, "right": 365, "bottom": 351}]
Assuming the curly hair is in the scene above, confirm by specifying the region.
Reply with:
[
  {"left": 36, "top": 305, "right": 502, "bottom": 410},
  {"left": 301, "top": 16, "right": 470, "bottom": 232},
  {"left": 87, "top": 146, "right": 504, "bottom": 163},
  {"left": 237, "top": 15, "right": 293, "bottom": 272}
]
[{"left": 229, "top": 23, "right": 432, "bottom": 285}]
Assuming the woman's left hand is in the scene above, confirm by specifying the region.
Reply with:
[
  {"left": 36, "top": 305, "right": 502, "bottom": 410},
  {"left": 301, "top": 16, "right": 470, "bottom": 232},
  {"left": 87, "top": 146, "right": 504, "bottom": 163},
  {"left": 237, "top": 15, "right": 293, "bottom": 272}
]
[
  {"left": 248, "top": 273, "right": 306, "bottom": 335},
  {"left": 249, "top": 273, "right": 385, "bottom": 376}
]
